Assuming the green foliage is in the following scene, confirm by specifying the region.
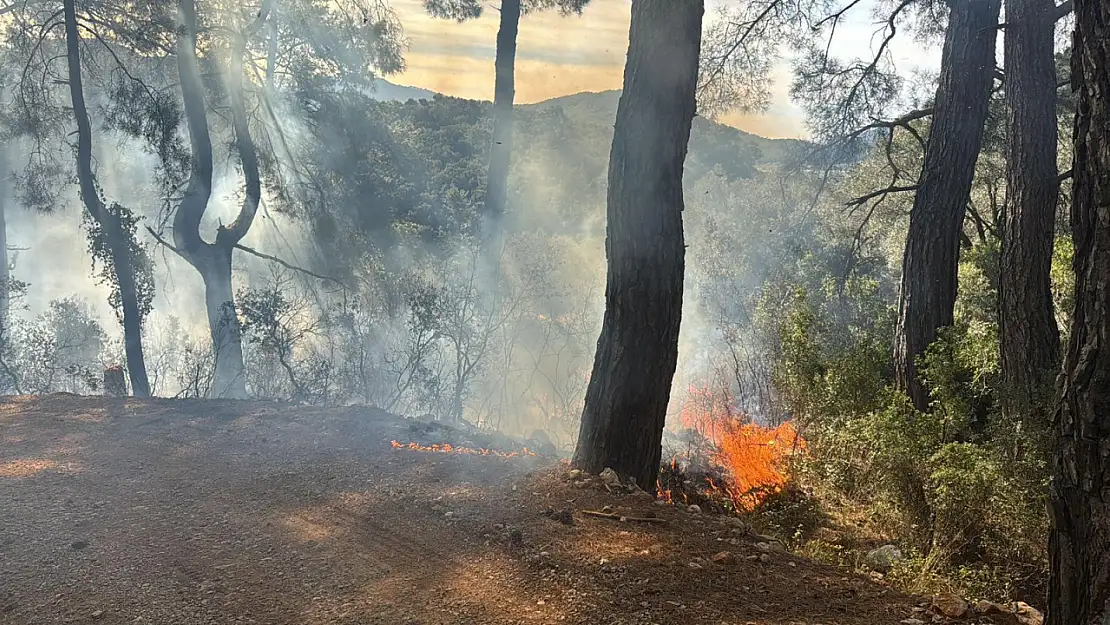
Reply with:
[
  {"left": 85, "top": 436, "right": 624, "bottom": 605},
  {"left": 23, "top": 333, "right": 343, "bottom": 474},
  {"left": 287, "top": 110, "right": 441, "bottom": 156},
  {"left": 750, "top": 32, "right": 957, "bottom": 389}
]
[
  {"left": 13, "top": 298, "right": 107, "bottom": 395},
  {"left": 81, "top": 203, "right": 155, "bottom": 326},
  {"left": 769, "top": 235, "right": 1051, "bottom": 600},
  {"left": 1051, "top": 235, "right": 1075, "bottom": 337}
]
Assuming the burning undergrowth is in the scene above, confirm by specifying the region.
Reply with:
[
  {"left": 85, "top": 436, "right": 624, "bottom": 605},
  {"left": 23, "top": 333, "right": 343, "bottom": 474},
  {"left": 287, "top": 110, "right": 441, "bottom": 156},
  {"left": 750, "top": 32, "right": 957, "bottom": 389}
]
[{"left": 659, "top": 385, "right": 806, "bottom": 515}]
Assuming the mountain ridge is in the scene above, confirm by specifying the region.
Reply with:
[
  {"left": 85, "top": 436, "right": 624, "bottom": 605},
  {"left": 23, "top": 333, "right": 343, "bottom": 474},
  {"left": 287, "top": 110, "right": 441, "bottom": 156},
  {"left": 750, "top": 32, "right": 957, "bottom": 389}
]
[{"left": 371, "top": 79, "right": 805, "bottom": 161}]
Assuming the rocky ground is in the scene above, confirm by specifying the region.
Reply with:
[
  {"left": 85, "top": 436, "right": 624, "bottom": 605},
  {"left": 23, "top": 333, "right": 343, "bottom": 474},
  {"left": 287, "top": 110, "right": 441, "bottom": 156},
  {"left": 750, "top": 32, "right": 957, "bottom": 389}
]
[{"left": 0, "top": 395, "right": 1033, "bottom": 624}]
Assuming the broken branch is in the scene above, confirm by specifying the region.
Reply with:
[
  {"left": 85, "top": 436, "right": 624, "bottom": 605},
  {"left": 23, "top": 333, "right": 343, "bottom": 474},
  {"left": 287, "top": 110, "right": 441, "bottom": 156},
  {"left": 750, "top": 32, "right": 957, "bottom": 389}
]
[{"left": 581, "top": 510, "right": 668, "bottom": 524}]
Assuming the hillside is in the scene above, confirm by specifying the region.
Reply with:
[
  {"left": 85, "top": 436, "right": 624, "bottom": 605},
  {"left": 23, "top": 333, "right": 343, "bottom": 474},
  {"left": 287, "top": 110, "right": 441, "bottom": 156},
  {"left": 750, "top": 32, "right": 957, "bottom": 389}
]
[
  {"left": 523, "top": 90, "right": 808, "bottom": 167},
  {"left": 0, "top": 395, "right": 937, "bottom": 624},
  {"left": 369, "top": 78, "right": 439, "bottom": 102}
]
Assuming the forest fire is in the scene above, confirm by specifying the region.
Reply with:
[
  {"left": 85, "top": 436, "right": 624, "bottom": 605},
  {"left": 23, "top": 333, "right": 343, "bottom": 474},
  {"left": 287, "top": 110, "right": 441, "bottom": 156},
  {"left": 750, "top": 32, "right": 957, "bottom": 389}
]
[
  {"left": 390, "top": 440, "right": 537, "bottom": 458},
  {"left": 662, "top": 385, "right": 805, "bottom": 511}
]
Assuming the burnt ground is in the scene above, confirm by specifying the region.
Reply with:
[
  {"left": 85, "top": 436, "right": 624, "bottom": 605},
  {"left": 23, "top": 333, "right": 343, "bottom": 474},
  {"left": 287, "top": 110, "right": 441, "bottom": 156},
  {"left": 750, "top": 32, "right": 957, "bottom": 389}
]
[{"left": 0, "top": 395, "right": 927, "bottom": 625}]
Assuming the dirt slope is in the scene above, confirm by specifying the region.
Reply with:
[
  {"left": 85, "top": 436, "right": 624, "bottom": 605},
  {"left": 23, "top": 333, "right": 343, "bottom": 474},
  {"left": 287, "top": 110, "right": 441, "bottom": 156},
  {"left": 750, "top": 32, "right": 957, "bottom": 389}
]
[{"left": 1, "top": 395, "right": 920, "bottom": 624}]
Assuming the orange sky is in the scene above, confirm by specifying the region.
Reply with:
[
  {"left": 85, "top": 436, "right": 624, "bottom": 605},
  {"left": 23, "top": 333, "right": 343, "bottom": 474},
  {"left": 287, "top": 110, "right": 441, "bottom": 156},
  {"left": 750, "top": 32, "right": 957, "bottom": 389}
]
[{"left": 386, "top": 0, "right": 808, "bottom": 139}]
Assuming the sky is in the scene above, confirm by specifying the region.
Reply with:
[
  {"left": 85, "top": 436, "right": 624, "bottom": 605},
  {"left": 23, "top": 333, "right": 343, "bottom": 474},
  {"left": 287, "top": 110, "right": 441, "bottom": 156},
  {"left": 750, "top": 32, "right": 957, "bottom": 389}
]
[{"left": 385, "top": 0, "right": 943, "bottom": 139}]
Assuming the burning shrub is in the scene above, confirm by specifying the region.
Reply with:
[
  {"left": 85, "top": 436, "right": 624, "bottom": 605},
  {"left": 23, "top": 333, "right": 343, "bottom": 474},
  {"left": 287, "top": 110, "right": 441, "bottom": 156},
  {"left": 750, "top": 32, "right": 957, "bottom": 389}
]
[{"left": 661, "top": 384, "right": 806, "bottom": 512}]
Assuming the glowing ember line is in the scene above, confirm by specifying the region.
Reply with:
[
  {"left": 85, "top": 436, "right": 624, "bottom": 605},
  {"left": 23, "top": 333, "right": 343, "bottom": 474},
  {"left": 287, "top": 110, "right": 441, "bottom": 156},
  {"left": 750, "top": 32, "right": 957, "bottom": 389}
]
[{"left": 390, "top": 440, "right": 536, "bottom": 458}]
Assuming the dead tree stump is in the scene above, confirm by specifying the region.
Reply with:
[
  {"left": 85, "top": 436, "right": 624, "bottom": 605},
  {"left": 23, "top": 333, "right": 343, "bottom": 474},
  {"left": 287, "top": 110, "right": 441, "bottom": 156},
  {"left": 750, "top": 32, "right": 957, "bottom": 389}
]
[{"left": 103, "top": 366, "right": 127, "bottom": 397}]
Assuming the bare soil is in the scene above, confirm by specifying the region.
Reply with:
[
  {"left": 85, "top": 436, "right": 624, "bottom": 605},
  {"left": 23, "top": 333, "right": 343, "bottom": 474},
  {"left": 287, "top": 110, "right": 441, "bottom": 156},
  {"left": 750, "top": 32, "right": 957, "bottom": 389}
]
[{"left": 1, "top": 395, "right": 927, "bottom": 624}]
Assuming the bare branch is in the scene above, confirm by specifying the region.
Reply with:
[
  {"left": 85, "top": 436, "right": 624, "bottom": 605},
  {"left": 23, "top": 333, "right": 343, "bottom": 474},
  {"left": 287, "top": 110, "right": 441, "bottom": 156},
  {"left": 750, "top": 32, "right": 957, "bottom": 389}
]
[
  {"left": 233, "top": 243, "right": 345, "bottom": 287},
  {"left": 144, "top": 225, "right": 189, "bottom": 261},
  {"left": 845, "top": 184, "right": 919, "bottom": 208}
]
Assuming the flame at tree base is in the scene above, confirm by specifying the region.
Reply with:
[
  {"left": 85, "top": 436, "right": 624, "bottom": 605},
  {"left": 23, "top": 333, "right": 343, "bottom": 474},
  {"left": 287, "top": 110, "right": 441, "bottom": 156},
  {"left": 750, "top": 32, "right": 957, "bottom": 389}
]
[
  {"left": 661, "top": 384, "right": 806, "bottom": 512},
  {"left": 390, "top": 440, "right": 536, "bottom": 458}
]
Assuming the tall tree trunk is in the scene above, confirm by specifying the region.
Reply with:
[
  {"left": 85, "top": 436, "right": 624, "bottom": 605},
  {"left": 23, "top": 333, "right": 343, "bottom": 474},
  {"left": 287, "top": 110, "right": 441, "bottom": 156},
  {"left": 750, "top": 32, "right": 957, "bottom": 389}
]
[
  {"left": 1046, "top": 0, "right": 1110, "bottom": 620},
  {"left": 999, "top": 0, "right": 1061, "bottom": 442},
  {"left": 892, "top": 0, "right": 1002, "bottom": 412},
  {"left": 572, "top": 0, "right": 702, "bottom": 490},
  {"left": 198, "top": 247, "right": 247, "bottom": 398},
  {"left": 63, "top": 0, "right": 151, "bottom": 397},
  {"left": 105, "top": 215, "right": 151, "bottom": 397},
  {"left": 173, "top": 0, "right": 261, "bottom": 399},
  {"left": 0, "top": 150, "right": 9, "bottom": 331},
  {"left": 483, "top": 0, "right": 520, "bottom": 252}
]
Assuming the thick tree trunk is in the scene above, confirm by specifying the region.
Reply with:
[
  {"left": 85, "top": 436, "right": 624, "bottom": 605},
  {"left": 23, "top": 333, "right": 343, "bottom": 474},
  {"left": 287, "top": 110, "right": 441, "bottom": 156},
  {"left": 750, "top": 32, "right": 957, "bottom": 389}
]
[
  {"left": 64, "top": 0, "right": 151, "bottom": 397},
  {"left": 173, "top": 0, "right": 260, "bottom": 399},
  {"left": 892, "top": 0, "right": 1002, "bottom": 412},
  {"left": 1046, "top": 0, "right": 1110, "bottom": 621},
  {"left": 483, "top": 0, "right": 520, "bottom": 250},
  {"left": 0, "top": 151, "right": 9, "bottom": 331},
  {"left": 197, "top": 247, "right": 247, "bottom": 399},
  {"left": 572, "top": 0, "right": 702, "bottom": 490},
  {"left": 999, "top": 0, "right": 1061, "bottom": 439}
]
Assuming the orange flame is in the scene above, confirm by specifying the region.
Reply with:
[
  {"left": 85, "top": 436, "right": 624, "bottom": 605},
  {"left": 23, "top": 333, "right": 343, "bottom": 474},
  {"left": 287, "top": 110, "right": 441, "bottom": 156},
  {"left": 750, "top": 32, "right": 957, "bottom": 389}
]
[
  {"left": 677, "top": 385, "right": 805, "bottom": 511},
  {"left": 390, "top": 440, "right": 536, "bottom": 458}
]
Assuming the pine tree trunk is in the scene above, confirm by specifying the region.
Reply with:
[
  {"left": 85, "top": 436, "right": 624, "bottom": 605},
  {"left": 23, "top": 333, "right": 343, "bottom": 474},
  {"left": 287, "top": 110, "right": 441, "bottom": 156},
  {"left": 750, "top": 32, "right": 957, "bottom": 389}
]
[
  {"left": 173, "top": 241, "right": 249, "bottom": 400},
  {"left": 104, "top": 216, "right": 151, "bottom": 397},
  {"left": 0, "top": 150, "right": 9, "bottom": 331},
  {"left": 999, "top": 0, "right": 1061, "bottom": 439},
  {"left": 199, "top": 246, "right": 248, "bottom": 399},
  {"left": 1046, "top": 0, "right": 1110, "bottom": 620},
  {"left": 64, "top": 0, "right": 151, "bottom": 397},
  {"left": 893, "top": 0, "right": 1002, "bottom": 412},
  {"left": 173, "top": 0, "right": 257, "bottom": 400},
  {"left": 572, "top": 0, "right": 702, "bottom": 490},
  {"left": 484, "top": 0, "right": 520, "bottom": 252}
]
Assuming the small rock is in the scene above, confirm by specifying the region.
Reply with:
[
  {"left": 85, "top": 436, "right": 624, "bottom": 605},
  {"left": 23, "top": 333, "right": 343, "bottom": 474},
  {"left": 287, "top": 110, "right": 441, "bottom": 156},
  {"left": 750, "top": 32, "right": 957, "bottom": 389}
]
[
  {"left": 974, "top": 600, "right": 1004, "bottom": 615},
  {"left": 899, "top": 619, "right": 925, "bottom": 625},
  {"left": 754, "top": 542, "right": 772, "bottom": 553},
  {"left": 537, "top": 599, "right": 546, "bottom": 606},
  {"left": 931, "top": 593, "right": 970, "bottom": 618},
  {"left": 551, "top": 509, "right": 574, "bottom": 526},
  {"left": 1013, "top": 602, "right": 1044, "bottom": 625},
  {"left": 710, "top": 551, "right": 737, "bottom": 565},
  {"left": 567, "top": 469, "right": 583, "bottom": 481},
  {"left": 654, "top": 500, "right": 668, "bottom": 506},
  {"left": 686, "top": 505, "right": 702, "bottom": 514},
  {"left": 865, "top": 544, "right": 904, "bottom": 573},
  {"left": 723, "top": 517, "right": 748, "bottom": 531},
  {"left": 599, "top": 468, "right": 621, "bottom": 486},
  {"left": 91, "top": 610, "right": 104, "bottom": 619}
]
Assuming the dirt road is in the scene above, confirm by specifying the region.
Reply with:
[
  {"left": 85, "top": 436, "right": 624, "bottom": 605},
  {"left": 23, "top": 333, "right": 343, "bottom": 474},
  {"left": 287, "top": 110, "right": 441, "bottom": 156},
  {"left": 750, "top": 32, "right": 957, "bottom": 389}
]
[{"left": 1, "top": 395, "right": 917, "bottom": 624}]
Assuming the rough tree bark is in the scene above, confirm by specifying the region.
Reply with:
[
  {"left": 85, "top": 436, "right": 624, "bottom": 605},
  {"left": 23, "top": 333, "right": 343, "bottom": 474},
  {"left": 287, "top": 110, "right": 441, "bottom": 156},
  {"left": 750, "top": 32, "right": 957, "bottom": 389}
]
[
  {"left": 483, "top": 0, "right": 520, "bottom": 252},
  {"left": 893, "top": 0, "right": 1002, "bottom": 412},
  {"left": 173, "top": 0, "right": 261, "bottom": 399},
  {"left": 0, "top": 150, "right": 9, "bottom": 330},
  {"left": 1046, "top": 0, "right": 1110, "bottom": 621},
  {"left": 64, "top": 0, "right": 151, "bottom": 397},
  {"left": 999, "top": 0, "right": 1062, "bottom": 439},
  {"left": 572, "top": 0, "right": 702, "bottom": 490}
]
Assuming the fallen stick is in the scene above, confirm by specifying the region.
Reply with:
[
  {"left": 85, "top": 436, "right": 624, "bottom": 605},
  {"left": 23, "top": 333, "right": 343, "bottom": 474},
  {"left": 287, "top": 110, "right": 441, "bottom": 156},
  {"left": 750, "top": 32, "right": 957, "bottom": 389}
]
[{"left": 581, "top": 510, "right": 668, "bottom": 524}]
